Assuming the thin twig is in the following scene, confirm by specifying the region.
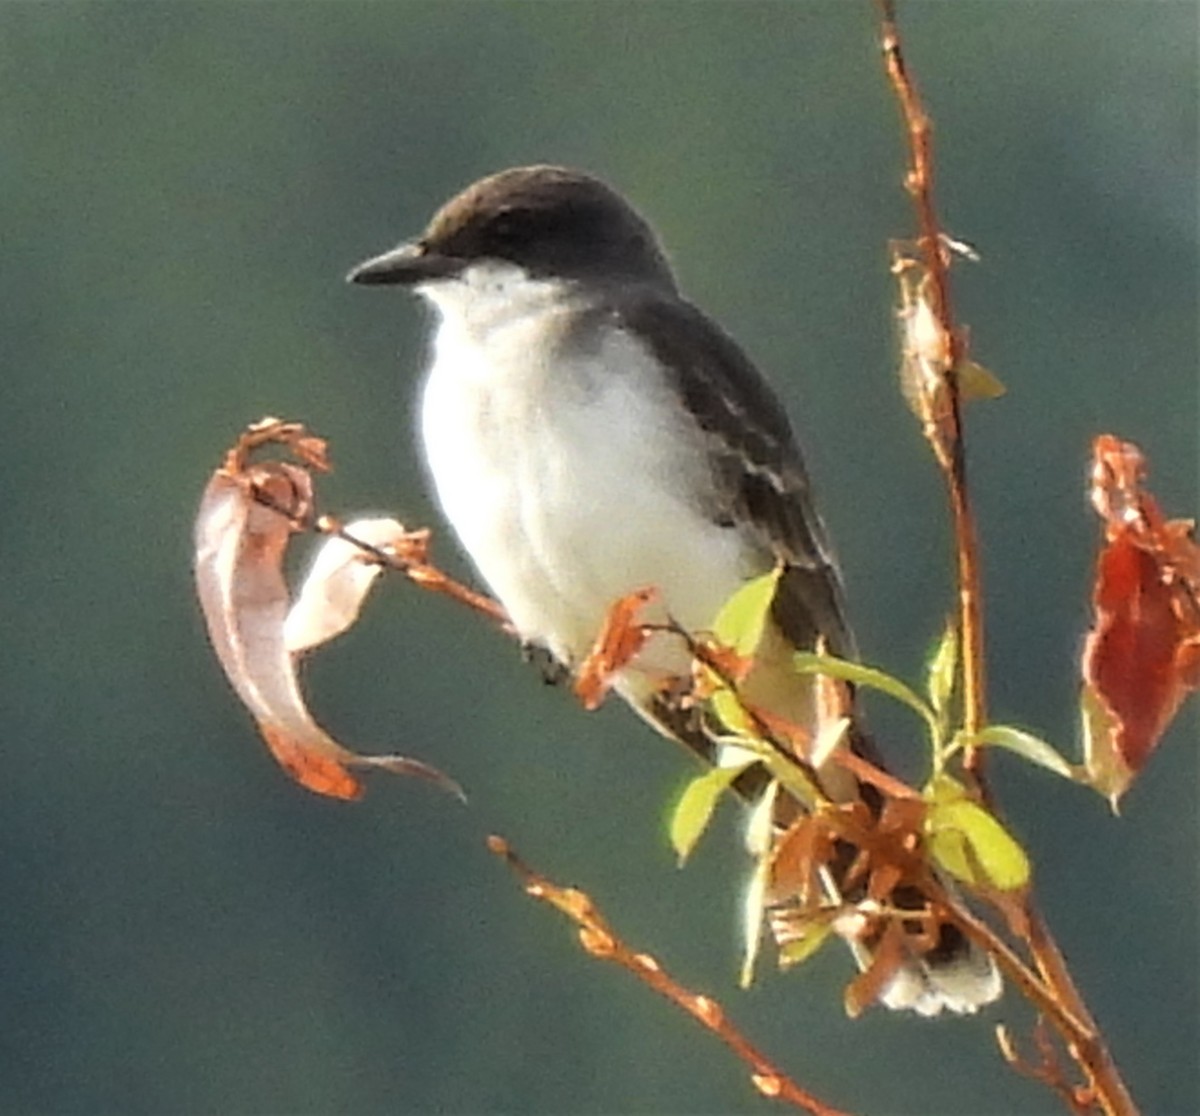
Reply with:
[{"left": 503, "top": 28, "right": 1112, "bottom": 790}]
[
  {"left": 876, "top": 0, "right": 988, "bottom": 770},
  {"left": 246, "top": 480, "right": 513, "bottom": 631},
  {"left": 929, "top": 885, "right": 1094, "bottom": 1046},
  {"left": 319, "top": 514, "right": 513, "bottom": 629},
  {"left": 1025, "top": 907, "right": 1140, "bottom": 1116},
  {"left": 997, "top": 1020, "right": 1098, "bottom": 1116},
  {"left": 487, "top": 835, "right": 855, "bottom": 1116},
  {"left": 926, "top": 878, "right": 1137, "bottom": 1116}
]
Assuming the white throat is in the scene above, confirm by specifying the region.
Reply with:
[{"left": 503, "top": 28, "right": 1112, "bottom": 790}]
[{"left": 416, "top": 260, "right": 579, "bottom": 339}]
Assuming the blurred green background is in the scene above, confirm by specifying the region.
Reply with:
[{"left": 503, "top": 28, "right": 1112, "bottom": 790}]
[{"left": 1, "top": 3, "right": 1195, "bottom": 1114}]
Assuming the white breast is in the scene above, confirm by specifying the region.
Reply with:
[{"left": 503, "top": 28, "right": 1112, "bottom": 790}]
[{"left": 417, "top": 264, "right": 754, "bottom": 680}]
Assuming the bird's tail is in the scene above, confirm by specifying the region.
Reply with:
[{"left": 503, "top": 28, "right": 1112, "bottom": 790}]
[
  {"left": 770, "top": 878, "right": 1002, "bottom": 1017},
  {"left": 767, "top": 718, "right": 1002, "bottom": 1017},
  {"left": 645, "top": 689, "right": 1002, "bottom": 1017}
]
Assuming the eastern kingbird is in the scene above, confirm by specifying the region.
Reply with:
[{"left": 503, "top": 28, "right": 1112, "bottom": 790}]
[{"left": 349, "top": 165, "right": 999, "bottom": 1015}]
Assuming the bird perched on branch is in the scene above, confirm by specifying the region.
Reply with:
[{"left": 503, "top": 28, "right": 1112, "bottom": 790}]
[{"left": 349, "top": 164, "right": 999, "bottom": 1016}]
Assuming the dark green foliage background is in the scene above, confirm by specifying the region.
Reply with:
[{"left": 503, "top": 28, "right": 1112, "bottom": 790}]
[{"left": 1, "top": 3, "right": 1195, "bottom": 1113}]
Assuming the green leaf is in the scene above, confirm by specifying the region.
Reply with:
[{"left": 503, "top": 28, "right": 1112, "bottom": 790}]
[
  {"left": 926, "top": 619, "right": 958, "bottom": 719},
  {"left": 777, "top": 920, "right": 835, "bottom": 971},
  {"left": 709, "top": 687, "right": 759, "bottom": 740},
  {"left": 669, "top": 762, "right": 754, "bottom": 866},
  {"left": 740, "top": 853, "right": 771, "bottom": 989},
  {"left": 925, "top": 772, "right": 967, "bottom": 804},
  {"left": 973, "top": 724, "right": 1077, "bottom": 782},
  {"left": 924, "top": 777, "right": 1030, "bottom": 891},
  {"left": 744, "top": 779, "right": 778, "bottom": 857},
  {"left": 760, "top": 754, "right": 825, "bottom": 812},
  {"left": 792, "top": 651, "right": 936, "bottom": 733},
  {"left": 739, "top": 783, "right": 777, "bottom": 989},
  {"left": 713, "top": 567, "right": 781, "bottom": 655},
  {"left": 957, "top": 359, "right": 1007, "bottom": 402}
]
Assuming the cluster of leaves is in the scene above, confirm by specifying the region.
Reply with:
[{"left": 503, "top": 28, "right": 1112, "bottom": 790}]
[
  {"left": 656, "top": 570, "right": 1046, "bottom": 1009},
  {"left": 648, "top": 441, "right": 1198, "bottom": 1014}
]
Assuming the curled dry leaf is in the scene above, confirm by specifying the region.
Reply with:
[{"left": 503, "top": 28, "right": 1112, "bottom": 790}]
[
  {"left": 843, "top": 919, "right": 907, "bottom": 1019},
  {"left": 896, "top": 263, "right": 953, "bottom": 430},
  {"left": 194, "top": 422, "right": 461, "bottom": 801},
  {"left": 892, "top": 248, "right": 1001, "bottom": 475},
  {"left": 1082, "top": 435, "right": 1200, "bottom": 807},
  {"left": 767, "top": 812, "right": 835, "bottom": 910},
  {"left": 285, "top": 517, "right": 412, "bottom": 654}
]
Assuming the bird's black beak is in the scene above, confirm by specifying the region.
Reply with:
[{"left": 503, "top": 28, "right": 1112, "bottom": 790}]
[{"left": 346, "top": 241, "right": 460, "bottom": 286}]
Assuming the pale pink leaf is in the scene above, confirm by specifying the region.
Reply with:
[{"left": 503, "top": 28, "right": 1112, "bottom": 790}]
[
  {"left": 285, "top": 517, "right": 410, "bottom": 654},
  {"left": 194, "top": 467, "right": 460, "bottom": 801}
]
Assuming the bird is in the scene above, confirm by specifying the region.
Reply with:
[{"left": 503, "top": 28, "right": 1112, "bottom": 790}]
[{"left": 348, "top": 164, "right": 1000, "bottom": 1015}]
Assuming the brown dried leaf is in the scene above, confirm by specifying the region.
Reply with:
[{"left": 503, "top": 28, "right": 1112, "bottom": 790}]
[
  {"left": 767, "top": 814, "right": 834, "bottom": 908},
  {"left": 227, "top": 416, "right": 331, "bottom": 475},
  {"left": 894, "top": 262, "right": 954, "bottom": 438},
  {"left": 843, "top": 918, "right": 907, "bottom": 1019},
  {"left": 573, "top": 587, "right": 658, "bottom": 711},
  {"left": 194, "top": 445, "right": 460, "bottom": 802}
]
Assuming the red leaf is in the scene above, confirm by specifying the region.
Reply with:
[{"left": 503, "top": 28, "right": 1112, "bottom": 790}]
[{"left": 1081, "top": 435, "right": 1200, "bottom": 805}]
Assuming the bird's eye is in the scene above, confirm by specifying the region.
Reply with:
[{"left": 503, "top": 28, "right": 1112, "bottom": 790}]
[{"left": 490, "top": 209, "right": 530, "bottom": 243}]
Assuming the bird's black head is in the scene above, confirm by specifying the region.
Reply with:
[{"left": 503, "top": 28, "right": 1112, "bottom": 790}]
[{"left": 348, "top": 165, "right": 677, "bottom": 291}]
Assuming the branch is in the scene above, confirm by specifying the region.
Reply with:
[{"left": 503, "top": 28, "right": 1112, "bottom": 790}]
[
  {"left": 487, "top": 835, "right": 855, "bottom": 1116},
  {"left": 997, "top": 1018, "right": 1097, "bottom": 1116},
  {"left": 876, "top": 0, "right": 988, "bottom": 767},
  {"left": 1024, "top": 907, "right": 1140, "bottom": 1116},
  {"left": 247, "top": 479, "right": 512, "bottom": 631},
  {"left": 876, "top": 7, "right": 1138, "bottom": 1115},
  {"left": 320, "top": 514, "right": 512, "bottom": 629}
]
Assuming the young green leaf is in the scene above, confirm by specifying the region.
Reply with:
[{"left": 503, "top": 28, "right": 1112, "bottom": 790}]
[
  {"left": 740, "top": 853, "right": 771, "bottom": 989},
  {"left": 924, "top": 776, "right": 1030, "bottom": 891},
  {"left": 956, "top": 359, "right": 1007, "bottom": 402},
  {"left": 738, "top": 782, "right": 778, "bottom": 988},
  {"left": 777, "top": 920, "right": 835, "bottom": 971},
  {"left": 792, "top": 652, "right": 936, "bottom": 734},
  {"left": 710, "top": 687, "right": 760, "bottom": 741},
  {"left": 760, "top": 755, "right": 825, "bottom": 813},
  {"left": 669, "top": 762, "right": 753, "bottom": 866},
  {"left": 713, "top": 567, "right": 782, "bottom": 655},
  {"left": 744, "top": 779, "right": 779, "bottom": 857},
  {"left": 926, "top": 618, "right": 958, "bottom": 719},
  {"left": 973, "top": 724, "right": 1078, "bottom": 782}
]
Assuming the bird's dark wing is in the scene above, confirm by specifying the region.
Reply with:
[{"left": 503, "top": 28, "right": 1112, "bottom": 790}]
[
  {"left": 611, "top": 291, "right": 857, "bottom": 661},
  {"left": 594, "top": 291, "right": 997, "bottom": 1013}
]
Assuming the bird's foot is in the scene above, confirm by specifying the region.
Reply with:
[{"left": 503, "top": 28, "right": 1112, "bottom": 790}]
[{"left": 521, "top": 641, "right": 571, "bottom": 686}]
